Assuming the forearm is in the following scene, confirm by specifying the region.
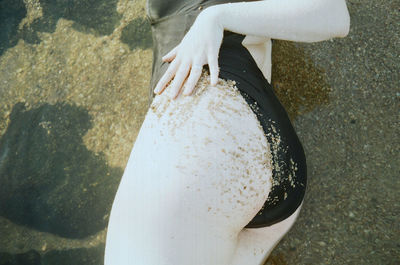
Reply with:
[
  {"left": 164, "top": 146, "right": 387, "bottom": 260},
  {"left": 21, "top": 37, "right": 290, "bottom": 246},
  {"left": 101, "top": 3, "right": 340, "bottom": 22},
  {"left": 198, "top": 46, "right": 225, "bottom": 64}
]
[{"left": 204, "top": 0, "right": 350, "bottom": 42}]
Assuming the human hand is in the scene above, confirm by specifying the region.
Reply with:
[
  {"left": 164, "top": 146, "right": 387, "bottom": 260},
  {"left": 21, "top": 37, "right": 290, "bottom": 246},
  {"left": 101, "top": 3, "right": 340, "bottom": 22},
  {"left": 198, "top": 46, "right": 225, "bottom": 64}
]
[{"left": 153, "top": 7, "right": 223, "bottom": 99}]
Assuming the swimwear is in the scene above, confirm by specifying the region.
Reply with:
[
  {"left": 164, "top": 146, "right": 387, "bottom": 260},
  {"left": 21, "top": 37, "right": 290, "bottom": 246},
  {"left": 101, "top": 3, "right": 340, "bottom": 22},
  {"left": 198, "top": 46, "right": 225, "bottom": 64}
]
[{"left": 147, "top": 0, "right": 307, "bottom": 227}]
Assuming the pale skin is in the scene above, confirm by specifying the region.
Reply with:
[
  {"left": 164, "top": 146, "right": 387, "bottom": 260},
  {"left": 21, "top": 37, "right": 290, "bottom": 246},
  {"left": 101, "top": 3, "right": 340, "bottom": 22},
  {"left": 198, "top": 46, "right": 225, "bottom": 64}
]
[
  {"left": 105, "top": 1, "right": 350, "bottom": 264},
  {"left": 154, "top": 0, "right": 350, "bottom": 99}
]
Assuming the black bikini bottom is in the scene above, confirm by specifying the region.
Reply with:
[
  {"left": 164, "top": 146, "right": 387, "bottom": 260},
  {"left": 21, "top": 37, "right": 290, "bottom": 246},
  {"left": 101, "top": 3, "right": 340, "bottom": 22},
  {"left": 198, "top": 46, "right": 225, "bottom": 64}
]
[{"left": 216, "top": 32, "right": 307, "bottom": 227}]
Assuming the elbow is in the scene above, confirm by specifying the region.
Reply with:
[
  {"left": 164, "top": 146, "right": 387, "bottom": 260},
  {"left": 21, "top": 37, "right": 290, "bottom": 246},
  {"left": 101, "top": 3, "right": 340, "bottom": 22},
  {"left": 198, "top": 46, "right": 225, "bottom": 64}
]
[
  {"left": 335, "top": 8, "right": 350, "bottom": 38},
  {"left": 341, "top": 12, "right": 351, "bottom": 37},
  {"left": 300, "top": 0, "right": 351, "bottom": 42},
  {"left": 314, "top": 0, "right": 350, "bottom": 40},
  {"left": 328, "top": 0, "right": 351, "bottom": 38},
  {"left": 310, "top": 12, "right": 350, "bottom": 42}
]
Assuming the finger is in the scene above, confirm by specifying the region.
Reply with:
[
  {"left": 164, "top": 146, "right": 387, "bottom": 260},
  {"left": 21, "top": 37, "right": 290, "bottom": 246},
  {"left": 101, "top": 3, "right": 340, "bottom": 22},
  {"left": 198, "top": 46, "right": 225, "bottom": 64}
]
[
  {"left": 154, "top": 60, "right": 179, "bottom": 94},
  {"left": 170, "top": 63, "right": 190, "bottom": 99},
  {"left": 183, "top": 65, "right": 203, "bottom": 96},
  {"left": 208, "top": 54, "right": 219, "bottom": 86},
  {"left": 162, "top": 46, "right": 179, "bottom": 62}
]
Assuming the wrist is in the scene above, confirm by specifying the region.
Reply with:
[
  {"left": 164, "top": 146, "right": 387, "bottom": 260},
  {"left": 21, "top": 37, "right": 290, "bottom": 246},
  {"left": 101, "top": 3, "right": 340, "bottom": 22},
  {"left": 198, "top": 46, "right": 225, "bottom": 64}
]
[{"left": 198, "top": 5, "right": 223, "bottom": 30}]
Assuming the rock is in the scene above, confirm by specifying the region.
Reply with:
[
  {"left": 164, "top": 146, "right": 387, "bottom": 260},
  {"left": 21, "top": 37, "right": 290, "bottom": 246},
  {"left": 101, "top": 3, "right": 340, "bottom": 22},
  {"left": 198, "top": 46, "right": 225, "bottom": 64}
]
[{"left": 0, "top": 102, "right": 123, "bottom": 238}]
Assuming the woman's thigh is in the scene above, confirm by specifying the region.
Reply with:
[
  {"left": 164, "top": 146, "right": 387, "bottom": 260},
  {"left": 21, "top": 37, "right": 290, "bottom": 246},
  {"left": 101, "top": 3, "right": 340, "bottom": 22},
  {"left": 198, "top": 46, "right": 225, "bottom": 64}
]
[{"left": 106, "top": 74, "right": 273, "bottom": 264}]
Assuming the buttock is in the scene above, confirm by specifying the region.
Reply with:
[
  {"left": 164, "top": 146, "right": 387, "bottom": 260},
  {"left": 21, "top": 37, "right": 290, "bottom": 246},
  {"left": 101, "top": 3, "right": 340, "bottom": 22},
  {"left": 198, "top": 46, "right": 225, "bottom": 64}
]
[
  {"left": 217, "top": 32, "right": 307, "bottom": 227},
  {"left": 126, "top": 73, "right": 275, "bottom": 233},
  {"left": 147, "top": 31, "right": 306, "bottom": 228}
]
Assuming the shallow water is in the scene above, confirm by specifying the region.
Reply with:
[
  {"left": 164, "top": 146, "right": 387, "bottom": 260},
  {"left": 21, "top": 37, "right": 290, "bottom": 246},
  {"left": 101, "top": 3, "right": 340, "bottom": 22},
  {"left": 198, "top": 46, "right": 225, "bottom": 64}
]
[{"left": 0, "top": 0, "right": 398, "bottom": 264}]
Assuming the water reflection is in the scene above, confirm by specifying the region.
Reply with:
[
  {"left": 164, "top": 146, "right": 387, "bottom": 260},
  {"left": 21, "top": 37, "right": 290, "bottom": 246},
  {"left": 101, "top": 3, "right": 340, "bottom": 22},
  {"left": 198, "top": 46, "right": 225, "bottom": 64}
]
[
  {"left": 120, "top": 17, "right": 152, "bottom": 50},
  {"left": 0, "top": 250, "right": 40, "bottom": 265},
  {"left": 0, "top": 102, "right": 122, "bottom": 239},
  {"left": 0, "top": 245, "right": 104, "bottom": 265},
  {"left": 0, "top": 0, "right": 121, "bottom": 56},
  {"left": 0, "top": 0, "right": 26, "bottom": 56}
]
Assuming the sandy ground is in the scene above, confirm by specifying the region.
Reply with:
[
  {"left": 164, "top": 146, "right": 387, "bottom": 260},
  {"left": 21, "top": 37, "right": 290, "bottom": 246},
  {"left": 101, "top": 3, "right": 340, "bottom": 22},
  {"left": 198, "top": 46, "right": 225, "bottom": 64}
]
[{"left": 0, "top": 0, "right": 398, "bottom": 264}]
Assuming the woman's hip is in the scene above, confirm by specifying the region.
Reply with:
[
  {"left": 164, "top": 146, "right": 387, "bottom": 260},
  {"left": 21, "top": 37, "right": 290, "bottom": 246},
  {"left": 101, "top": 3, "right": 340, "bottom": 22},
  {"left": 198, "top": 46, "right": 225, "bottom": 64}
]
[{"left": 120, "top": 73, "right": 273, "bottom": 229}]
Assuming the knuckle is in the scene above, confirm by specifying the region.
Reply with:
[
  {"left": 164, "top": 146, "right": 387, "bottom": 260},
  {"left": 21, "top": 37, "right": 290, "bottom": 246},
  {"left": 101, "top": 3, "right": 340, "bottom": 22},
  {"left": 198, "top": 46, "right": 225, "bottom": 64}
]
[
  {"left": 191, "top": 67, "right": 202, "bottom": 74},
  {"left": 165, "top": 67, "right": 175, "bottom": 77},
  {"left": 176, "top": 68, "right": 187, "bottom": 76}
]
